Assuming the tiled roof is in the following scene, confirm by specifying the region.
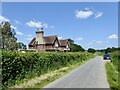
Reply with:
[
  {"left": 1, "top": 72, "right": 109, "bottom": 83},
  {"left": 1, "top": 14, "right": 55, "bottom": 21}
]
[
  {"left": 44, "top": 36, "right": 57, "bottom": 44},
  {"left": 29, "top": 36, "right": 57, "bottom": 45},
  {"left": 59, "top": 40, "right": 68, "bottom": 47},
  {"left": 29, "top": 38, "right": 36, "bottom": 46}
]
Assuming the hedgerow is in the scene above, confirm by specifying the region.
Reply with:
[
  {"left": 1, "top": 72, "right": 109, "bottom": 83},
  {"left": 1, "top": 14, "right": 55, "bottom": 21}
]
[
  {"left": 2, "top": 51, "right": 94, "bottom": 89},
  {"left": 106, "top": 51, "right": 119, "bottom": 90},
  {"left": 110, "top": 51, "right": 119, "bottom": 67}
]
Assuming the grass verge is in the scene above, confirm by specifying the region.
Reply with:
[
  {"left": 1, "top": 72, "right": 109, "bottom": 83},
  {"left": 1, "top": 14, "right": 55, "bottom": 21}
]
[
  {"left": 10, "top": 56, "right": 94, "bottom": 90},
  {"left": 29, "top": 60, "right": 87, "bottom": 89},
  {"left": 105, "top": 62, "right": 119, "bottom": 90}
]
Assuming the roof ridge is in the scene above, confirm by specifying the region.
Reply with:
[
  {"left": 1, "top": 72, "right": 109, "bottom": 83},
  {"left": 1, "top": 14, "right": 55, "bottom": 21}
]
[
  {"left": 59, "top": 39, "right": 67, "bottom": 41},
  {"left": 44, "top": 35, "right": 57, "bottom": 37}
]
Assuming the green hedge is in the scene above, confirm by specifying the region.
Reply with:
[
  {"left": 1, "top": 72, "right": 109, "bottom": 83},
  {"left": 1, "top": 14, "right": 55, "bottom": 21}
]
[
  {"left": 2, "top": 51, "right": 94, "bottom": 89},
  {"left": 106, "top": 51, "right": 119, "bottom": 90},
  {"left": 110, "top": 51, "right": 119, "bottom": 67}
]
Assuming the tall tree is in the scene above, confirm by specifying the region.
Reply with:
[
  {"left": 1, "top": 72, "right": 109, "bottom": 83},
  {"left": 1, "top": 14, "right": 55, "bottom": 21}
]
[
  {"left": 68, "top": 39, "right": 74, "bottom": 44},
  {"left": 0, "top": 22, "right": 18, "bottom": 50},
  {"left": 67, "top": 38, "right": 85, "bottom": 52}
]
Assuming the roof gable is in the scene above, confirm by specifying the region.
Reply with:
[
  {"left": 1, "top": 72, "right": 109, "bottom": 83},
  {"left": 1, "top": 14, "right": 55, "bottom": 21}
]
[
  {"left": 29, "top": 36, "right": 59, "bottom": 45},
  {"left": 59, "top": 40, "right": 69, "bottom": 47},
  {"left": 29, "top": 38, "right": 36, "bottom": 46},
  {"left": 44, "top": 35, "right": 57, "bottom": 44}
]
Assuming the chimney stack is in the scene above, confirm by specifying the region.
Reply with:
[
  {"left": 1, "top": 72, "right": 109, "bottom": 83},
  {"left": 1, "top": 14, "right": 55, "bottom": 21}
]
[{"left": 36, "top": 28, "right": 44, "bottom": 45}]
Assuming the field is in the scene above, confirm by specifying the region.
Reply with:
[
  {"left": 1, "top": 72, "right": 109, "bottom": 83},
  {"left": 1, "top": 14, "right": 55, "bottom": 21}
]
[{"left": 2, "top": 51, "right": 94, "bottom": 89}]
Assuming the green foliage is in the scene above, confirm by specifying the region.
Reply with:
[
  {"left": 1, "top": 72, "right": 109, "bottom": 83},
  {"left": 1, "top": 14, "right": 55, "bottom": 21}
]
[
  {"left": 106, "top": 51, "right": 119, "bottom": 90},
  {"left": 88, "top": 48, "right": 96, "bottom": 53},
  {"left": 18, "top": 42, "right": 27, "bottom": 49},
  {"left": 110, "top": 51, "right": 119, "bottom": 67},
  {"left": 0, "top": 22, "right": 17, "bottom": 50},
  {"left": 2, "top": 51, "right": 93, "bottom": 89},
  {"left": 70, "top": 44, "right": 85, "bottom": 52},
  {"left": 67, "top": 39, "right": 74, "bottom": 44},
  {"left": 97, "top": 47, "right": 119, "bottom": 53},
  {"left": 67, "top": 38, "right": 85, "bottom": 52}
]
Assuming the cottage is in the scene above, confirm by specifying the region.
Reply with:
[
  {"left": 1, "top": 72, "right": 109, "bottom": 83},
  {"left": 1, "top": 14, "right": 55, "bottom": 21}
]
[{"left": 28, "top": 29, "right": 70, "bottom": 52}]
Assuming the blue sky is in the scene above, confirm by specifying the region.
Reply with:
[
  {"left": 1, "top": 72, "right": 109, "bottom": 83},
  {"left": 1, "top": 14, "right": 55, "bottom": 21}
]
[{"left": 1, "top": 2, "right": 118, "bottom": 50}]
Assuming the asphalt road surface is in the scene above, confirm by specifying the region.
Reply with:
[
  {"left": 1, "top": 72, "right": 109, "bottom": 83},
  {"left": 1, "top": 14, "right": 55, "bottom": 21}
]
[{"left": 43, "top": 56, "right": 110, "bottom": 88}]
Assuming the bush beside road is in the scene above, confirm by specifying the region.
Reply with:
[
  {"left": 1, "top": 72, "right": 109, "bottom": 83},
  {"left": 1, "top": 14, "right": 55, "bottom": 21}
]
[
  {"left": 105, "top": 51, "right": 119, "bottom": 90},
  {"left": 2, "top": 51, "right": 94, "bottom": 89}
]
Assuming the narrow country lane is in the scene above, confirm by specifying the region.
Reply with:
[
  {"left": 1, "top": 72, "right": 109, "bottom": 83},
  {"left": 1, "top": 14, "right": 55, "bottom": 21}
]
[{"left": 42, "top": 56, "right": 110, "bottom": 88}]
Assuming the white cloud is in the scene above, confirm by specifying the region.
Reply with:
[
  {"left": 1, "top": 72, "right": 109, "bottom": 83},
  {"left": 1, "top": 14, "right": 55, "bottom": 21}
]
[
  {"left": 26, "top": 37, "right": 33, "bottom": 41},
  {"left": 108, "top": 34, "right": 118, "bottom": 39},
  {"left": 27, "top": 20, "right": 48, "bottom": 29},
  {"left": 43, "top": 23, "right": 48, "bottom": 28},
  {"left": 58, "top": 36, "right": 63, "bottom": 40},
  {"left": 75, "top": 8, "right": 103, "bottom": 19},
  {"left": 15, "top": 20, "right": 22, "bottom": 25},
  {"left": 96, "top": 41, "right": 103, "bottom": 44},
  {"left": 75, "top": 9, "right": 94, "bottom": 19},
  {"left": 10, "top": 25, "right": 17, "bottom": 30},
  {"left": 16, "top": 31, "right": 23, "bottom": 35},
  {"left": 17, "top": 40, "right": 22, "bottom": 42},
  {"left": 76, "top": 37, "right": 83, "bottom": 41},
  {"left": 95, "top": 12, "right": 103, "bottom": 18},
  {"left": 106, "top": 41, "right": 109, "bottom": 43},
  {"left": 87, "top": 40, "right": 103, "bottom": 46},
  {"left": 0, "top": 16, "right": 10, "bottom": 23},
  {"left": 10, "top": 25, "right": 23, "bottom": 36},
  {"left": 27, "top": 34, "right": 32, "bottom": 37},
  {"left": 15, "top": 20, "right": 19, "bottom": 24},
  {"left": 85, "top": 8, "right": 89, "bottom": 10},
  {"left": 86, "top": 42, "right": 93, "bottom": 46},
  {"left": 50, "top": 26, "right": 54, "bottom": 28}
]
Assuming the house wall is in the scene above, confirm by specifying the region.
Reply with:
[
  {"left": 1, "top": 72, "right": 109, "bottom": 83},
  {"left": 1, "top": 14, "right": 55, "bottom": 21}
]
[
  {"left": 29, "top": 46, "right": 36, "bottom": 49},
  {"left": 59, "top": 46, "right": 70, "bottom": 52},
  {"left": 44, "top": 45, "right": 59, "bottom": 51},
  {"left": 29, "top": 45, "right": 70, "bottom": 52},
  {"left": 59, "top": 47, "right": 66, "bottom": 51},
  {"left": 29, "top": 41, "right": 70, "bottom": 52},
  {"left": 36, "top": 45, "right": 46, "bottom": 51}
]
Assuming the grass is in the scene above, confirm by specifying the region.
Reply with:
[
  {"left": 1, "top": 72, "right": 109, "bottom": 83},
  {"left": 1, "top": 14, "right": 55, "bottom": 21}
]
[
  {"left": 105, "top": 62, "right": 119, "bottom": 90},
  {"left": 27, "top": 61, "right": 87, "bottom": 89},
  {"left": 10, "top": 56, "right": 94, "bottom": 90}
]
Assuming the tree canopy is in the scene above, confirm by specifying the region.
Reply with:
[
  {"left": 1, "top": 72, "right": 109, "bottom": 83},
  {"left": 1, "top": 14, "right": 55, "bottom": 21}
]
[
  {"left": 97, "top": 47, "right": 119, "bottom": 53},
  {"left": 88, "top": 48, "right": 96, "bottom": 53},
  {"left": 18, "top": 42, "right": 27, "bottom": 50},
  {"left": 67, "top": 38, "right": 85, "bottom": 52},
  {"left": 0, "top": 22, "right": 18, "bottom": 50}
]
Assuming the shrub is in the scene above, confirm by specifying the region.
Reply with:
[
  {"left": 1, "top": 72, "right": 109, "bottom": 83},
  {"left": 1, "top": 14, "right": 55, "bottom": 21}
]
[
  {"left": 106, "top": 51, "right": 119, "bottom": 90},
  {"left": 2, "top": 51, "right": 94, "bottom": 89}
]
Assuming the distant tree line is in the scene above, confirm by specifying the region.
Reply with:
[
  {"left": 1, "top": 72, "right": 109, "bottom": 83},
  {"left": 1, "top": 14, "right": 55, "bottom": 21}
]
[
  {"left": 97, "top": 47, "right": 120, "bottom": 53},
  {"left": 88, "top": 48, "right": 96, "bottom": 53},
  {"left": 67, "top": 38, "right": 119, "bottom": 53},
  {"left": 87, "top": 47, "right": 119, "bottom": 53}
]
